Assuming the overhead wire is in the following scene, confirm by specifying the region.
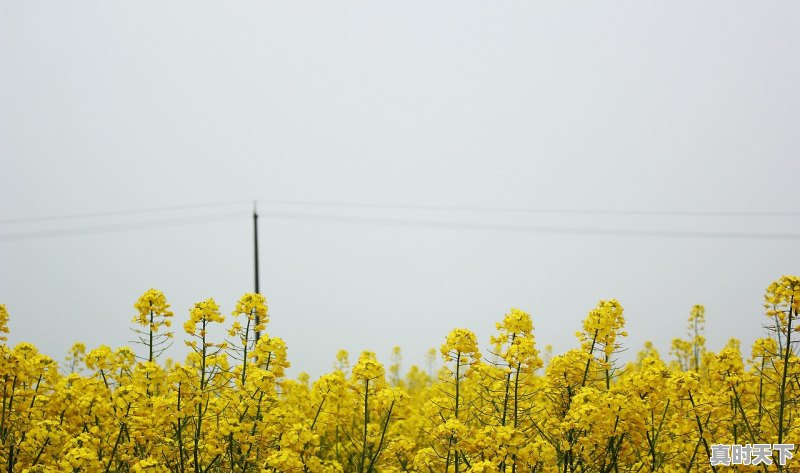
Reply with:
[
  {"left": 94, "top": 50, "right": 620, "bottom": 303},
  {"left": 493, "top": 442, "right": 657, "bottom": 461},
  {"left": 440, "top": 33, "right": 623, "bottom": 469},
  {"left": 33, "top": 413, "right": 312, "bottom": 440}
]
[
  {"left": 0, "top": 212, "right": 244, "bottom": 242},
  {"left": 256, "top": 199, "right": 800, "bottom": 218},
  {"left": 1, "top": 199, "right": 798, "bottom": 242},
  {"left": 1, "top": 208, "right": 798, "bottom": 242},
  {"left": 256, "top": 210, "right": 800, "bottom": 241},
  {"left": 2, "top": 198, "right": 798, "bottom": 226},
  {"left": 0, "top": 200, "right": 251, "bottom": 224}
]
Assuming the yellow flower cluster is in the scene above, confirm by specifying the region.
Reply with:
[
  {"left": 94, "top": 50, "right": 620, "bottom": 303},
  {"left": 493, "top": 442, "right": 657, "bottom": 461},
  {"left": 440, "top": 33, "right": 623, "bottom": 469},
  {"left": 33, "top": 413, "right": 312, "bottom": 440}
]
[
  {"left": 0, "top": 276, "right": 798, "bottom": 472},
  {"left": 766, "top": 275, "right": 800, "bottom": 328},
  {"left": 183, "top": 298, "right": 225, "bottom": 336},
  {"left": 133, "top": 288, "right": 173, "bottom": 328},
  {"left": 0, "top": 304, "right": 9, "bottom": 342},
  {"left": 441, "top": 328, "right": 481, "bottom": 363},
  {"left": 232, "top": 292, "right": 268, "bottom": 334},
  {"left": 578, "top": 299, "right": 627, "bottom": 358},
  {"left": 352, "top": 351, "right": 385, "bottom": 382}
]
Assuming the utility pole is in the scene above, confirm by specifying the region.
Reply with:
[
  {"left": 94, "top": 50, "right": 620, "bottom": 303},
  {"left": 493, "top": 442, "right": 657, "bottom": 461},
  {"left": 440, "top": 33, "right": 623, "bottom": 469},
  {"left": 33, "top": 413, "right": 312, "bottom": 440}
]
[{"left": 253, "top": 201, "right": 261, "bottom": 342}]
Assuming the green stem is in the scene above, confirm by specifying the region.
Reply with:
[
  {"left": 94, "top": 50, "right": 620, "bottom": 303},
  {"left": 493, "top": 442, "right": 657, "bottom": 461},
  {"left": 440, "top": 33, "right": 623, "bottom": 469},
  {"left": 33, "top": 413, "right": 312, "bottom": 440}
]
[{"left": 776, "top": 297, "right": 794, "bottom": 472}]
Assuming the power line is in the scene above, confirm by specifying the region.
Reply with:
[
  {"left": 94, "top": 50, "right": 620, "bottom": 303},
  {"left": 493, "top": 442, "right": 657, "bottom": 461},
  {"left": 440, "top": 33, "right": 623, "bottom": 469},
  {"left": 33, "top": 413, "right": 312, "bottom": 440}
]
[
  {"left": 257, "top": 210, "right": 800, "bottom": 241},
  {"left": 0, "top": 212, "right": 245, "bottom": 242},
  {"left": 2, "top": 199, "right": 798, "bottom": 226},
  {"left": 0, "top": 200, "right": 250, "bottom": 224},
  {"left": 2, "top": 209, "right": 798, "bottom": 243},
  {"left": 256, "top": 199, "right": 800, "bottom": 218}
]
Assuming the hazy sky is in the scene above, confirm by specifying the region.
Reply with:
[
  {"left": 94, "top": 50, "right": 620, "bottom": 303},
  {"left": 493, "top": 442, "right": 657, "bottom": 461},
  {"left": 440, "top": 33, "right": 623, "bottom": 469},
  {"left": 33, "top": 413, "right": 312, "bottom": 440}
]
[{"left": 2, "top": 2, "right": 799, "bottom": 379}]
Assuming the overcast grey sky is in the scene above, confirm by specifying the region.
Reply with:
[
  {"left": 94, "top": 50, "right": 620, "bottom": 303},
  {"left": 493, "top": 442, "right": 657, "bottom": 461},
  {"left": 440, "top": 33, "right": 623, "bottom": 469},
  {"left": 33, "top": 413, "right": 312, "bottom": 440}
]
[{"left": 1, "top": 1, "right": 799, "bottom": 378}]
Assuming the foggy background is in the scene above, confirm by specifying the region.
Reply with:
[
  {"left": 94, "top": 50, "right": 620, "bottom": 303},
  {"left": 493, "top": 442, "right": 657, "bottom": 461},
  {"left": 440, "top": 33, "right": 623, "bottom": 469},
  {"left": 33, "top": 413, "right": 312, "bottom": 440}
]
[{"left": 1, "top": 1, "right": 799, "bottom": 378}]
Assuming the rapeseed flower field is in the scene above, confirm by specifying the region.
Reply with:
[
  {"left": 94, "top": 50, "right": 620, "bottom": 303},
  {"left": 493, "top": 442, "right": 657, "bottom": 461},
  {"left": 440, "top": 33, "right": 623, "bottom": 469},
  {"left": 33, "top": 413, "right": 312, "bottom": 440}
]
[{"left": 0, "top": 276, "right": 797, "bottom": 472}]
